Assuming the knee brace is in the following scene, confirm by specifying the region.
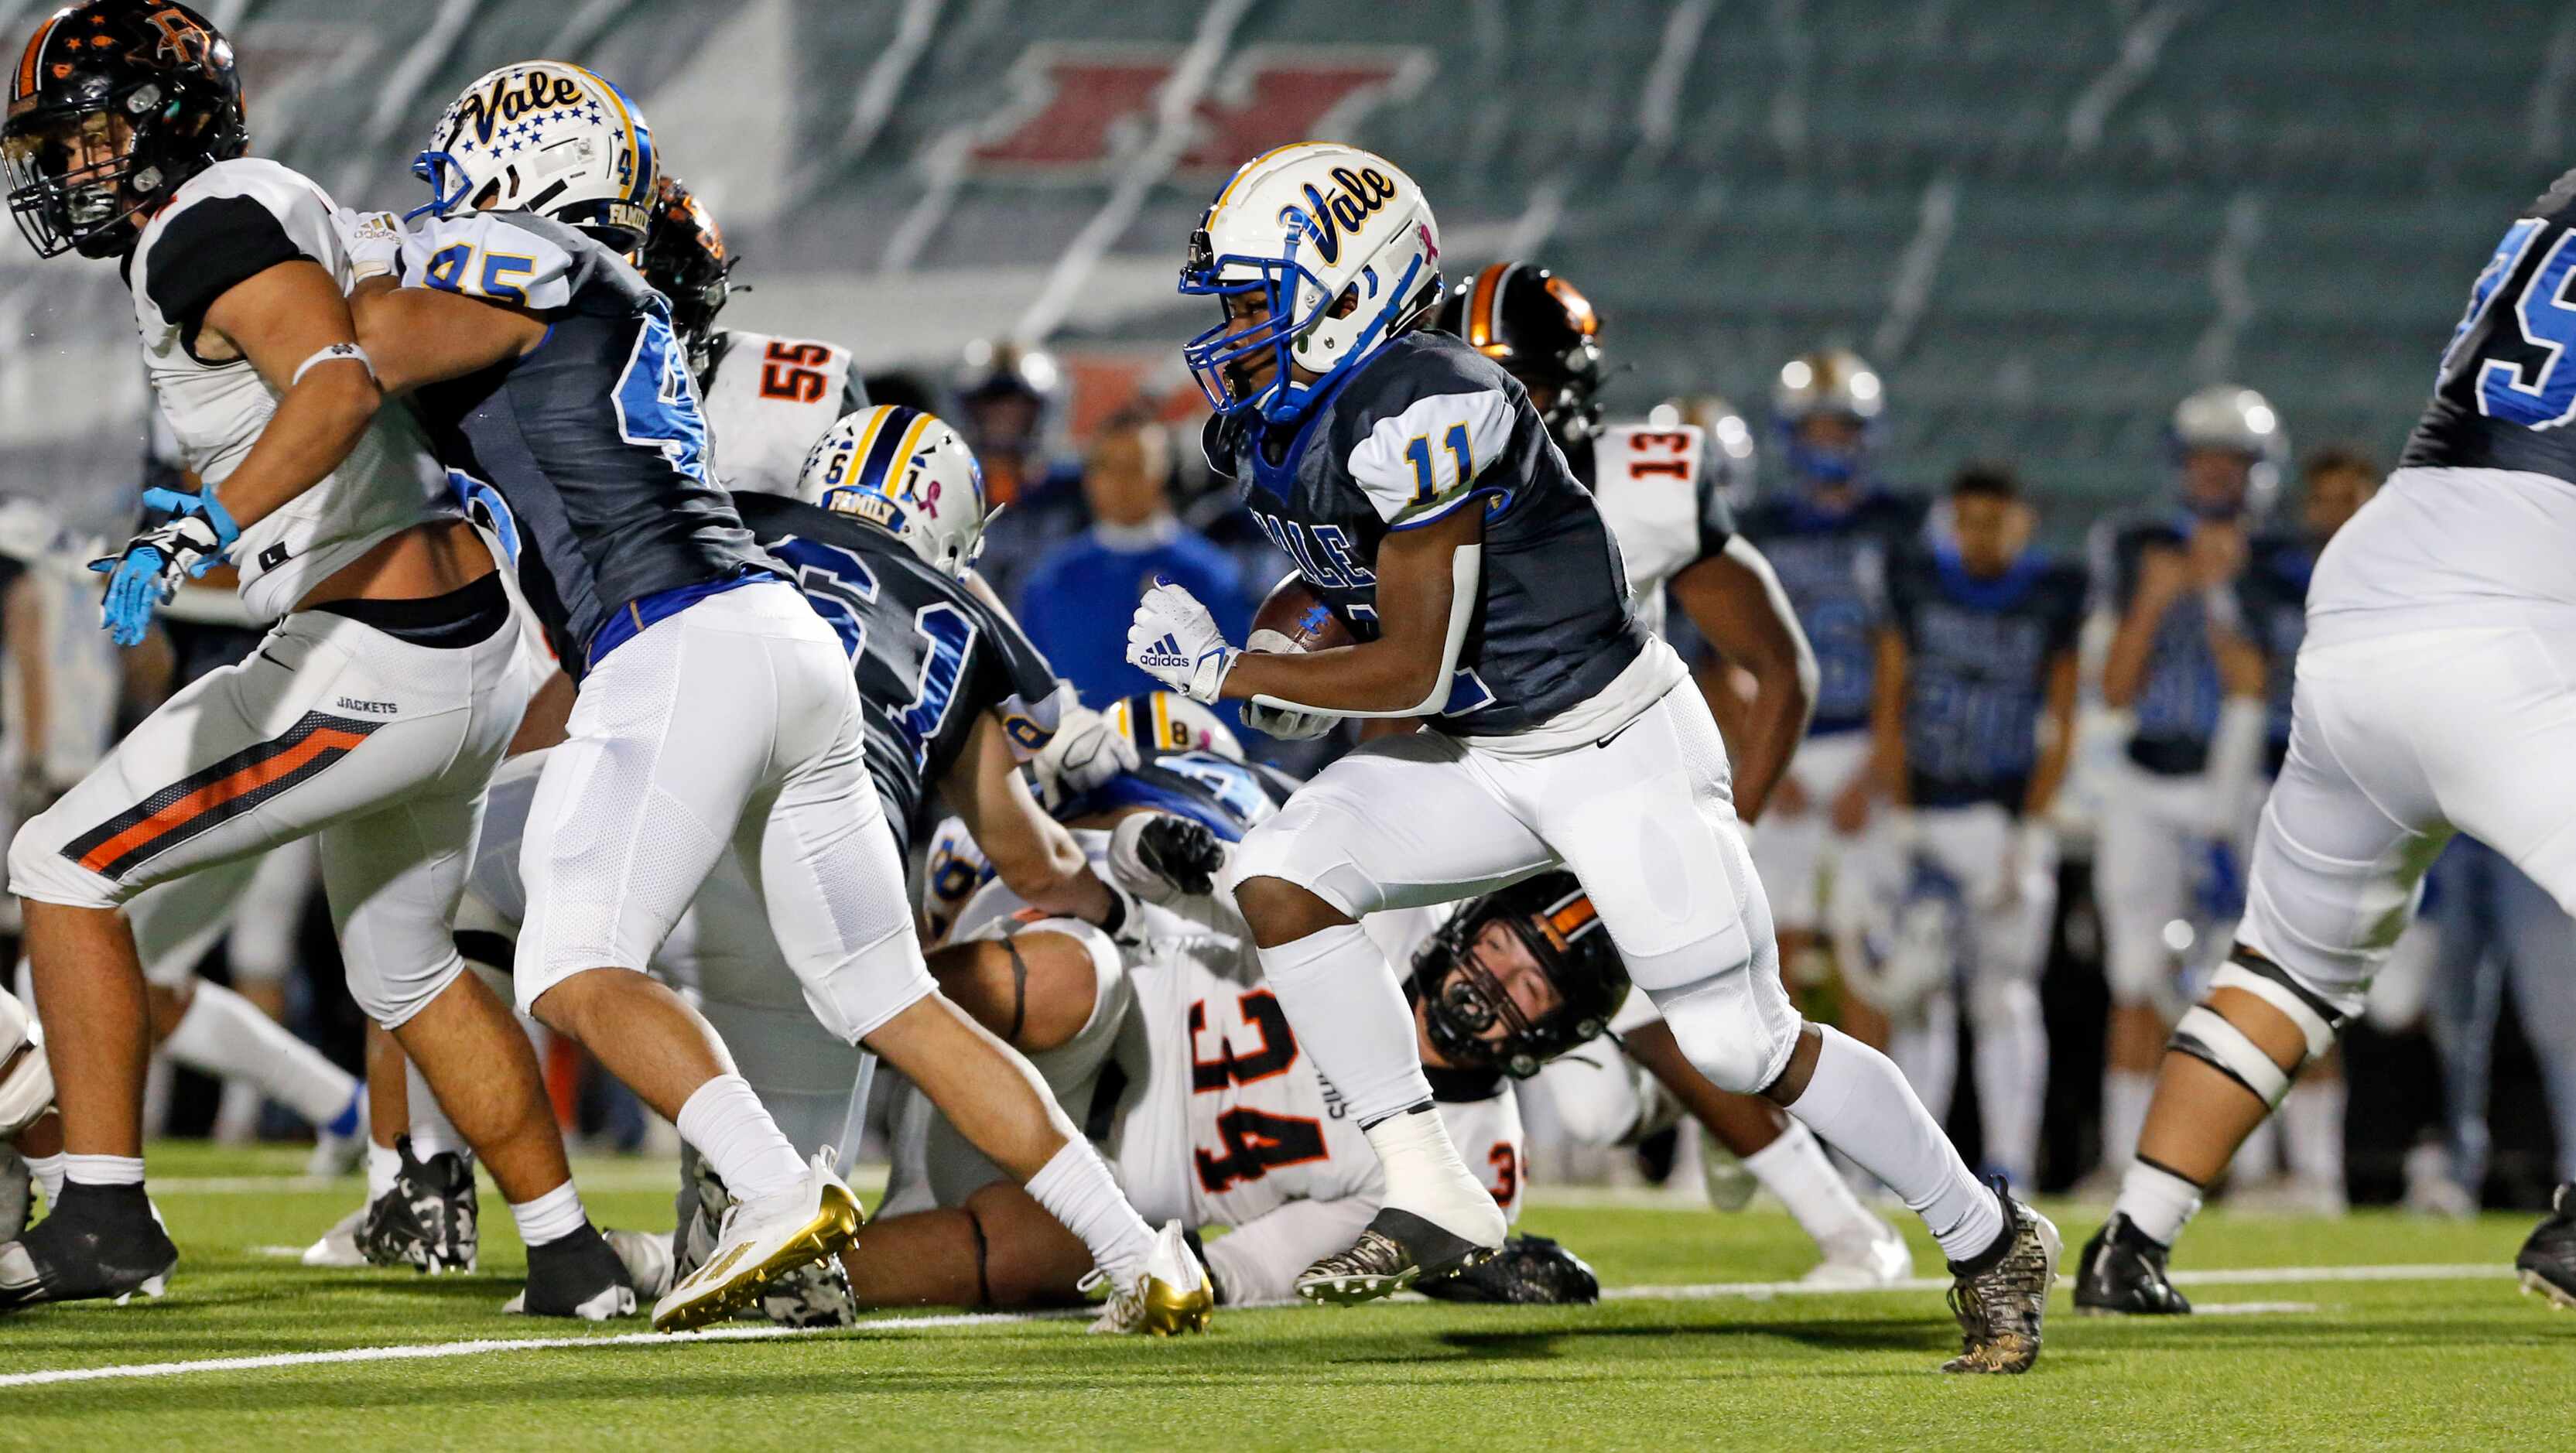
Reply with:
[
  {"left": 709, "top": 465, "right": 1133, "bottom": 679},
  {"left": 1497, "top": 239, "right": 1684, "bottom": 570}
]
[
  {"left": 2166, "top": 949, "right": 2345, "bottom": 1107},
  {"left": 1646, "top": 979, "right": 1794, "bottom": 1096},
  {"left": 0, "top": 986, "right": 53, "bottom": 1138}
]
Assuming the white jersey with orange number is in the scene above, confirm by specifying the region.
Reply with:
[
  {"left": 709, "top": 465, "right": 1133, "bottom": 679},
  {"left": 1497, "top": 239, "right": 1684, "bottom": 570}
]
[
  {"left": 695, "top": 328, "right": 867, "bottom": 497},
  {"left": 1589, "top": 421, "right": 1732, "bottom": 641}
]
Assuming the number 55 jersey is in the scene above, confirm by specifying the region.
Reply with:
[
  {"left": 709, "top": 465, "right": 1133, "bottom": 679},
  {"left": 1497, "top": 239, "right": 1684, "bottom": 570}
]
[{"left": 695, "top": 329, "right": 867, "bottom": 497}]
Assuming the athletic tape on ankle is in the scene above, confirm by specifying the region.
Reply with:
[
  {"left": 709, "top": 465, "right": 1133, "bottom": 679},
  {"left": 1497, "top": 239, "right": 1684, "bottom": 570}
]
[
  {"left": 2211, "top": 961, "right": 2340, "bottom": 1061},
  {"left": 2168, "top": 1004, "right": 2291, "bottom": 1106}
]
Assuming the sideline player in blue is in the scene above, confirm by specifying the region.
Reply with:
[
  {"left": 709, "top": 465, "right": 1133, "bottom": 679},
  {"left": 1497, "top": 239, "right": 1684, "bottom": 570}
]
[
  {"left": 1124, "top": 142, "right": 2057, "bottom": 1372},
  {"left": 1855, "top": 464, "right": 2085, "bottom": 1190}
]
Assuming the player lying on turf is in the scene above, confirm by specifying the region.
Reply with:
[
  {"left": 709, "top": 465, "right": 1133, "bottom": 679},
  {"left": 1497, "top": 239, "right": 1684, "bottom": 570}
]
[{"left": 1128, "top": 143, "right": 2052, "bottom": 1372}]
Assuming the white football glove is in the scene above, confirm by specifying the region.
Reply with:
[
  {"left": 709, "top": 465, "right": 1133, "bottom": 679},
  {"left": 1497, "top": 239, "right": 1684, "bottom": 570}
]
[
  {"left": 1237, "top": 627, "right": 1339, "bottom": 740},
  {"left": 1031, "top": 702, "right": 1139, "bottom": 811},
  {"left": 336, "top": 207, "right": 405, "bottom": 282},
  {"left": 1127, "top": 579, "right": 1239, "bottom": 705},
  {"left": 1240, "top": 700, "right": 1337, "bottom": 740}
]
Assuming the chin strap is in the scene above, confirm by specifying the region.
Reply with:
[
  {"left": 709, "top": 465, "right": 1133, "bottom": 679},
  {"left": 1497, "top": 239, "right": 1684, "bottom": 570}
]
[{"left": 1249, "top": 543, "right": 1483, "bottom": 720}]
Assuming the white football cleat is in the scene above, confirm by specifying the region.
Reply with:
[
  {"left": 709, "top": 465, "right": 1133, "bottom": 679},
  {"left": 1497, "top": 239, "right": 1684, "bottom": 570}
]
[
  {"left": 650, "top": 1152, "right": 862, "bottom": 1333},
  {"left": 603, "top": 1227, "right": 676, "bottom": 1301},
  {"left": 1087, "top": 1220, "right": 1213, "bottom": 1335},
  {"left": 1799, "top": 1221, "right": 1914, "bottom": 1288},
  {"left": 300, "top": 1206, "right": 368, "bottom": 1268}
]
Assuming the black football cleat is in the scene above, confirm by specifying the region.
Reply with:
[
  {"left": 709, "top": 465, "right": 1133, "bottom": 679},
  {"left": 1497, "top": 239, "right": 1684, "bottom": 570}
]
[
  {"left": 1416, "top": 1233, "right": 1601, "bottom": 1305},
  {"left": 2074, "top": 1212, "right": 2192, "bottom": 1315},
  {"left": 361, "top": 1134, "right": 477, "bottom": 1274},
  {"left": 0, "top": 1181, "right": 176, "bottom": 1313},
  {"left": 1295, "top": 1208, "right": 1499, "bottom": 1305},
  {"left": 506, "top": 1224, "right": 637, "bottom": 1321},
  {"left": 2514, "top": 1182, "right": 2576, "bottom": 1311},
  {"left": 1943, "top": 1185, "right": 2061, "bottom": 1374}
]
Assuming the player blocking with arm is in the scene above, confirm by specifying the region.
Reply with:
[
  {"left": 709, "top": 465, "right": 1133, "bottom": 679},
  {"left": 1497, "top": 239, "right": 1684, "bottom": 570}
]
[
  {"left": 1128, "top": 144, "right": 2057, "bottom": 1371},
  {"left": 1865, "top": 465, "right": 2085, "bottom": 1189},
  {"left": 0, "top": 3, "right": 617, "bottom": 1315}
]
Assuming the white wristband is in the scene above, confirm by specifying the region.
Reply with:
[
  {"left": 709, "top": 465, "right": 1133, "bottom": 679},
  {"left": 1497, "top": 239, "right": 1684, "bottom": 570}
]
[{"left": 291, "top": 342, "right": 375, "bottom": 388}]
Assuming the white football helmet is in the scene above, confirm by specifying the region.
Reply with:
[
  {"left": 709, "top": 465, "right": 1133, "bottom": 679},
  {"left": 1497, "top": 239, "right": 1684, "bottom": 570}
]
[
  {"left": 1651, "top": 395, "right": 1757, "bottom": 506},
  {"left": 797, "top": 405, "right": 992, "bottom": 577},
  {"left": 2172, "top": 383, "right": 2288, "bottom": 505},
  {"left": 1107, "top": 690, "right": 1244, "bottom": 762},
  {"left": 1180, "top": 142, "right": 1445, "bottom": 423},
  {"left": 0, "top": 985, "right": 53, "bottom": 1140},
  {"left": 1773, "top": 349, "right": 1884, "bottom": 485},
  {"left": 413, "top": 61, "right": 658, "bottom": 251}
]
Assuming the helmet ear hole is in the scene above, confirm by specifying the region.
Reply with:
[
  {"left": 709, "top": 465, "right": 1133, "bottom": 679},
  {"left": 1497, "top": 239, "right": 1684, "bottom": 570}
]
[{"left": 1327, "top": 285, "right": 1360, "bottom": 320}]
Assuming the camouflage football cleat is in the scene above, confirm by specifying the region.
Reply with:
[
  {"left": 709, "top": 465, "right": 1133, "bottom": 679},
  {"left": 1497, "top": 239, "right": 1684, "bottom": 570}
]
[
  {"left": 1088, "top": 1221, "right": 1213, "bottom": 1335},
  {"left": 1296, "top": 1208, "right": 1500, "bottom": 1305},
  {"left": 1942, "top": 1187, "right": 2061, "bottom": 1374},
  {"left": 360, "top": 1135, "right": 477, "bottom": 1274},
  {"left": 1415, "top": 1233, "right": 1599, "bottom": 1305},
  {"left": 2515, "top": 1181, "right": 2576, "bottom": 1311},
  {"left": 0, "top": 1181, "right": 176, "bottom": 1313},
  {"left": 2074, "top": 1213, "right": 2191, "bottom": 1315}
]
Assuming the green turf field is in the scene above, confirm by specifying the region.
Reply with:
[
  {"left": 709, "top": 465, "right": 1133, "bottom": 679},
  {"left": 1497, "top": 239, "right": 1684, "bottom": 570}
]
[{"left": 0, "top": 1144, "right": 2566, "bottom": 1451}]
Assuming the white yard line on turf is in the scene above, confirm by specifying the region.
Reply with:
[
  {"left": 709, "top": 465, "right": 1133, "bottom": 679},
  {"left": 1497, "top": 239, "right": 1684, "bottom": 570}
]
[{"left": 0, "top": 1263, "right": 2512, "bottom": 1390}]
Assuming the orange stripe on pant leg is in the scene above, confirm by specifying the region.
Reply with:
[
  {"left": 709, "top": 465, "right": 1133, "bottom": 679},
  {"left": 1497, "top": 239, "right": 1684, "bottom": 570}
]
[{"left": 77, "top": 727, "right": 372, "bottom": 874}]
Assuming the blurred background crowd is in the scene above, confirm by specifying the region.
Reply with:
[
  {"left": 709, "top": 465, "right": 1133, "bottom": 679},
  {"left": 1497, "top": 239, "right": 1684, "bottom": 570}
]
[{"left": 0, "top": 0, "right": 2567, "bottom": 1215}]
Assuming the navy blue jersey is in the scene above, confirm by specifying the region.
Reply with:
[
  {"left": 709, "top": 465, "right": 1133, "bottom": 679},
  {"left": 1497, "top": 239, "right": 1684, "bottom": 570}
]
[
  {"left": 401, "top": 212, "right": 768, "bottom": 674},
  {"left": 2405, "top": 166, "right": 2576, "bottom": 484},
  {"left": 1202, "top": 330, "right": 1644, "bottom": 734},
  {"left": 734, "top": 491, "right": 1062, "bottom": 860},
  {"left": 1736, "top": 491, "right": 1928, "bottom": 733},
  {"left": 1886, "top": 546, "right": 2086, "bottom": 809},
  {"left": 2092, "top": 513, "right": 2225, "bottom": 776},
  {"left": 2237, "top": 532, "right": 2316, "bottom": 776}
]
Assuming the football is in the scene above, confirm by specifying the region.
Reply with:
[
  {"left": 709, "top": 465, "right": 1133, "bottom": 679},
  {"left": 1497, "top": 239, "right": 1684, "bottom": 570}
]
[{"left": 1248, "top": 572, "right": 1355, "bottom": 653}]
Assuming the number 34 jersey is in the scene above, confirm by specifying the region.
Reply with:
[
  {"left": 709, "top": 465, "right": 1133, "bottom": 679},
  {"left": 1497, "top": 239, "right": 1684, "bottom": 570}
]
[
  {"left": 1107, "top": 924, "right": 1525, "bottom": 1243},
  {"left": 695, "top": 328, "right": 868, "bottom": 497}
]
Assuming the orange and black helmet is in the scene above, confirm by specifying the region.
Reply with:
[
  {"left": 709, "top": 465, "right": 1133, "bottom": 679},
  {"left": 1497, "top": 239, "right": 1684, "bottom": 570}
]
[
  {"left": 1435, "top": 261, "right": 1605, "bottom": 449},
  {"left": 4, "top": 1, "right": 245, "bottom": 258},
  {"left": 1411, "top": 870, "right": 1628, "bottom": 1080},
  {"left": 635, "top": 173, "right": 733, "bottom": 370}
]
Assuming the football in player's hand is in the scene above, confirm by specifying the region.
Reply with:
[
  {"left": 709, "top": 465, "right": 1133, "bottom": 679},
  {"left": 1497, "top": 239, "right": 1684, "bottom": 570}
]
[{"left": 1248, "top": 573, "right": 1354, "bottom": 655}]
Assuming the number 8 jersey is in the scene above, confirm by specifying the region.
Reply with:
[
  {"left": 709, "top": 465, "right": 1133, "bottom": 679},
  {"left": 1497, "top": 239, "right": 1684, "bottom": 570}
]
[{"left": 2409, "top": 166, "right": 2576, "bottom": 482}]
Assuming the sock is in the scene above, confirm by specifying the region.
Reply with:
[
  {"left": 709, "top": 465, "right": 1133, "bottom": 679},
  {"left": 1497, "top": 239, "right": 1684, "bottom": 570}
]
[
  {"left": 2102, "top": 1068, "right": 2154, "bottom": 1174},
  {"left": 323, "top": 1084, "right": 364, "bottom": 1140},
  {"left": 405, "top": 1058, "right": 462, "bottom": 1161},
  {"left": 2116, "top": 1158, "right": 2205, "bottom": 1246},
  {"left": 1740, "top": 1119, "right": 1888, "bottom": 1253},
  {"left": 1888, "top": 991, "right": 1959, "bottom": 1128},
  {"left": 162, "top": 981, "right": 358, "bottom": 1127},
  {"left": 674, "top": 1074, "right": 806, "bottom": 1204},
  {"left": 63, "top": 1153, "right": 145, "bottom": 1188},
  {"left": 1254, "top": 923, "right": 1432, "bottom": 1127},
  {"left": 367, "top": 1140, "right": 400, "bottom": 1202},
  {"left": 1363, "top": 1103, "right": 1507, "bottom": 1243},
  {"left": 1024, "top": 1139, "right": 1155, "bottom": 1285},
  {"left": 1785, "top": 1024, "right": 2003, "bottom": 1263},
  {"left": 1971, "top": 981, "right": 2049, "bottom": 1188},
  {"left": 26, "top": 1151, "right": 64, "bottom": 1205},
  {"left": 509, "top": 1180, "right": 590, "bottom": 1247},
  {"left": 2282, "top": 1079, "right": 2345, "bottom": 1192}
]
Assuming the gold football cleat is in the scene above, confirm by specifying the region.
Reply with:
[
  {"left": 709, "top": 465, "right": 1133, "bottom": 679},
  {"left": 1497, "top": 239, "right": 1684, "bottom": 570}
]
[
  {"left": 651, "top": 1153, "right": 864, "bottom": 1333},
  {"left": 1089, "top": 1221, "right": 1214, "bottom": 1335}
]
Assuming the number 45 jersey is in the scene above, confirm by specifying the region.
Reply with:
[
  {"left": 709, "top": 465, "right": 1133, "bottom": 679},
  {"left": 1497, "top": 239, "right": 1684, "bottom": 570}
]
[{"left": 695, "top": 328, "right": 867, "bottom": 497}]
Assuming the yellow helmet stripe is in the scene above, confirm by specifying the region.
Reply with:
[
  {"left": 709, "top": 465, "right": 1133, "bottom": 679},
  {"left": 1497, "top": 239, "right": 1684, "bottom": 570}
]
[
  {"left": 847, "top": 405, "right": 898, "bottom": 468},
  {"left": 1150, "top": 691, "right": 1173, "bottom": 749},
  {"left": 1207, "top": 139, "right": 1329, "bottom": 228},
  {"left": 888, "top": 410, "right": 937, "bottom": 491}
]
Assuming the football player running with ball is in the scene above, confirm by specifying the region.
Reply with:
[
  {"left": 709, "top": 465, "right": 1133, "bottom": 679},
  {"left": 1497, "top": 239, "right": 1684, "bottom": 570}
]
[{"left": 1128, "top": 143, "right": 2058, "bottom": 1373}]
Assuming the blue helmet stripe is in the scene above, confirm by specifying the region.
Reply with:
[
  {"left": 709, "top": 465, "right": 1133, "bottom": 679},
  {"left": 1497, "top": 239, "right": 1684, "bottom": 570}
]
[{"left": 856, "top": 405, "right": 920, "bottom": 494}]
